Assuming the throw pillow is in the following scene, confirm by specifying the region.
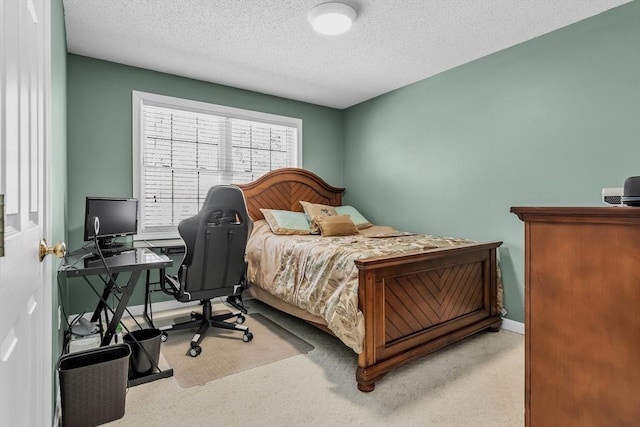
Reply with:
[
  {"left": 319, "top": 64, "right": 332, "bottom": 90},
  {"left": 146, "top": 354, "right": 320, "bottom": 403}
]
[
  {"left": 315, "top": 215, "right": 358, "bottom": 237},
  {"left": 299, "top": 201, "right": 337, "bottom": 234}
]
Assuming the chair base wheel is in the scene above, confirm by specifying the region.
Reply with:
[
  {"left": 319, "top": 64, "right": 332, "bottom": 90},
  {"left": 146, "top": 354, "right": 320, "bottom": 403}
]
[{"left": 189, "top": 345, "right": 202, "bottom": 357}]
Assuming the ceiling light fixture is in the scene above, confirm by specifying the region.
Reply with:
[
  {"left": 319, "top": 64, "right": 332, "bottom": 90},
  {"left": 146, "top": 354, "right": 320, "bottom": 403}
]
[{"left": 308, "top": 2, "right": 357, "bottom": 36}]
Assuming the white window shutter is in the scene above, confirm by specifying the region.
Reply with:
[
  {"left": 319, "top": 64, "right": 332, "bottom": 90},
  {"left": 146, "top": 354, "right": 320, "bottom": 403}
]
[{"left": 134, "top": 92, "right": 301, "bottom": 239}]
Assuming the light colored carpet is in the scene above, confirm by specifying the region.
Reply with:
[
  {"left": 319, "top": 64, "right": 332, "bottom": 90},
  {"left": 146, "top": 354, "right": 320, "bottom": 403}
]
[
  {"left": 107, "top": 299, "right": 524, "bottom": 427},
  {"left": 161, "top": 312, "right": 314, "bottom": 388}
]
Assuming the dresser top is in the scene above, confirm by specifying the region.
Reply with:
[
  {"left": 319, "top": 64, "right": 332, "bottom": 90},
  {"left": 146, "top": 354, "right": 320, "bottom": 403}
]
[{"left": 511, "top": 206, "right": 640, "bottom": 223}]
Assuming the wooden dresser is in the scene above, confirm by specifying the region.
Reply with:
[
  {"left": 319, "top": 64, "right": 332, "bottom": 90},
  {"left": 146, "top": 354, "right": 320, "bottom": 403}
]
[{"left": 511, "top": 207, "right": 640, "bottom": 427}]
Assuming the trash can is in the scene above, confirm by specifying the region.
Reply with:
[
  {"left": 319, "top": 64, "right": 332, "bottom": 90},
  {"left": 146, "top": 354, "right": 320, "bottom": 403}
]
[
  {"left": 58, "top": 344, "right": 130, "bottom": 427},
  {"left": 123, "top": 328, "right": 162, "bottom": 378}
]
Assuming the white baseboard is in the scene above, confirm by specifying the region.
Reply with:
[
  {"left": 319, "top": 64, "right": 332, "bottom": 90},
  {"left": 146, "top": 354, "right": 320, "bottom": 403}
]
[
  {"left": 73, "top": 300, "right": 525, "bottom": 335},
  {"left": 69, "top": 299, "right": 199, "bottom": 325},
  {"left": 501, "top": 318, "right": 524, "bottom": 335},
  {"left": 120, "top": 299, "right": 199, "bottom": 318}
]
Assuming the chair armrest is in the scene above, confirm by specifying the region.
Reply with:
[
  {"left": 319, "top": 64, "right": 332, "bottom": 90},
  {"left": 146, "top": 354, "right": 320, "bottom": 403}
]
[{"left": 162, "top": 273, "right": 181, "bottom": 297}]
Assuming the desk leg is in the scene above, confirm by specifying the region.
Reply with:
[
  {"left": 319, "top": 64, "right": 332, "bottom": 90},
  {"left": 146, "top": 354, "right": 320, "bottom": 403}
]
[
  {"left": 100, "top": 270, "right": 142, "bottom": 346},
  {"left": 90, "top": 272, "right": 120, "bottom": 323},
  {"left": 143, "top": 269, "right": 155, "bottom": 328},
  {"left": 128, "top": 368, "right": 174, "bottom": 387}
]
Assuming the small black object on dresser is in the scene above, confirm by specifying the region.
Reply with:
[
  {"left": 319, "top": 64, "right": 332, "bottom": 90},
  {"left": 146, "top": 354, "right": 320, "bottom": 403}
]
[{"left": 622, "top": 176, "right": 640, "bottom": 206}]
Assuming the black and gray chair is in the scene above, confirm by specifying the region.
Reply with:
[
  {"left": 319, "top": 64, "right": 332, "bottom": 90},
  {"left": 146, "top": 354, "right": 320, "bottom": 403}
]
[{"left": 162, "top": 185, "right": 253, "bottom": 357}]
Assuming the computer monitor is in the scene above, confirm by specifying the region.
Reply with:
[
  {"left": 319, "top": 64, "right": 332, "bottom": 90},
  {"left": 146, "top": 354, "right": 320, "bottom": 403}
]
[{"left": 83, "top": 197, "right": 138, "bottom": 249}]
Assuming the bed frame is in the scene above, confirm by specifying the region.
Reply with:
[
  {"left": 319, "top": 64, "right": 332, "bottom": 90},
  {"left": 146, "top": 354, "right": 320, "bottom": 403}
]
[{"left": 238, "top": 168, "right": 503, "bottom": 392}]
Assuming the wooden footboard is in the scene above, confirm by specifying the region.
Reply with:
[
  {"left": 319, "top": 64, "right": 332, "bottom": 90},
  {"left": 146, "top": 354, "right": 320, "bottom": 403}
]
[{"left": 355, "top": 241, "right": 502, "bottom": 392}]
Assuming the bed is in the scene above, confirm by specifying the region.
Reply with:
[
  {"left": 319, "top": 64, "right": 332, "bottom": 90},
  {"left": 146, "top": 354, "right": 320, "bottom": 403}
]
[{"left": 238, "top": 168, "right": 503, "bottom": 392}]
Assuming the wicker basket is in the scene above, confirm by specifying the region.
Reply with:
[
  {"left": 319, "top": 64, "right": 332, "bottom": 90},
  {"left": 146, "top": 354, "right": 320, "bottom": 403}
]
[{"left": 58, "top": 344, "right": 130, "bottom": 426}]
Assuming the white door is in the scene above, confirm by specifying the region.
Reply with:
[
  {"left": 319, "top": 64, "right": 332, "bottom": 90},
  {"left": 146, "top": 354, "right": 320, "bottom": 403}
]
[{"left": 0, "top": 1, "right": 53, "bottom": 426}]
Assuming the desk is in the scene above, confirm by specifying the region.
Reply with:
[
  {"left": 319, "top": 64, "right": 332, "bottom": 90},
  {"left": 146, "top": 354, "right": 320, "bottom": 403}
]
[{"left": 60, "top": 247, "right": 174, "bottom": 386}]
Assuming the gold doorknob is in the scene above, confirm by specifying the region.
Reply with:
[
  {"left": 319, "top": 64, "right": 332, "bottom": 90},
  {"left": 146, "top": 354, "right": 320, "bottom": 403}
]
[{"left": 39, "top": 239, "right": 66, "bottom": 262}]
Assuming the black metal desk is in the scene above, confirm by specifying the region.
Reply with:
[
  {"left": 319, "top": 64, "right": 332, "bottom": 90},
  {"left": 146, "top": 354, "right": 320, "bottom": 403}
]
[{"left": 60, "top": 247, "right": 174, "bottom": 385}]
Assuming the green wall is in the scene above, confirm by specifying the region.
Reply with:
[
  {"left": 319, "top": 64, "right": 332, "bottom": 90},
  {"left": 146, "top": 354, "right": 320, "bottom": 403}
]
[
  {"left": 343, "top": 1, "right": 640, "bottom": 323},
  {"left": 66, "top": 2, "right": 640, "bottom": 322},
  {"left": 66, "top": 55, "right": 344, "bottom": 314}
]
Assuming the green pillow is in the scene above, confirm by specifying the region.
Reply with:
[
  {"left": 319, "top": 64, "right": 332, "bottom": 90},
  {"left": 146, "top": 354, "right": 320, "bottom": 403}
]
[
  {"left": 335, "top": 205, "right": 373, "bottom": 229},
  {"left": 260, "top": 209, "right": 312, "bottom": 235}
]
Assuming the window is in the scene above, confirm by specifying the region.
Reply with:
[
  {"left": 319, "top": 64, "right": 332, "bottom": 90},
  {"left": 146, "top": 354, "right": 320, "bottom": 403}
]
[{"left": 133, "top": 91, "right": 302, "bottom": 239}]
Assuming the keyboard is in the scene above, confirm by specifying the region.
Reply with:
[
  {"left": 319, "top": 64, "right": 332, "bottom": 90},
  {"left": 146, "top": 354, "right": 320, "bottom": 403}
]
[
  {"left": 84, "top": 250, "right": 137, "bottom": 268},
  {"left": 98, "top": 243, "right": 134, "bottom": 255}
]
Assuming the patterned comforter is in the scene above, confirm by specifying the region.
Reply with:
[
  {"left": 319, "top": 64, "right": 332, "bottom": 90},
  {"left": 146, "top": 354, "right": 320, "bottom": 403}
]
[{"left": 246, "top": 220, "right": 501, "bottom": 353}]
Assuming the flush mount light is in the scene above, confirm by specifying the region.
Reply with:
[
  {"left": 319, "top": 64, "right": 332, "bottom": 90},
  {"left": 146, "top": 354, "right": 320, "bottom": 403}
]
[{"left": 308, "top": 2, "right": 357, "bottom": 36}]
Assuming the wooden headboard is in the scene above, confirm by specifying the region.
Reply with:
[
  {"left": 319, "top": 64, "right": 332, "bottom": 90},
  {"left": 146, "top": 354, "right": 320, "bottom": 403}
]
[{"left": 237, "top": 168, "right": 345, "bottom": 221}]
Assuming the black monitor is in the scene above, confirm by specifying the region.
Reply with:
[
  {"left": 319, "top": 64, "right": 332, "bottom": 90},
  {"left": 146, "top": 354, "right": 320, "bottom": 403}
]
[{"left": 83, "top": 197, "right": 138, "bottom": 249}]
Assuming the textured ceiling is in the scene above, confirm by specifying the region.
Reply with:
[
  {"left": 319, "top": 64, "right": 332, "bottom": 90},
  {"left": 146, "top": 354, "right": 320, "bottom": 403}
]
[{"left": 62, "top": 0, "right": 631, "bottom": 109}]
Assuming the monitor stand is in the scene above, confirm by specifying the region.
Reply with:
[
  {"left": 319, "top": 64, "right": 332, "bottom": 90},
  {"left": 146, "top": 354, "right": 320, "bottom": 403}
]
[{"left": 96, "top": 237, "right": 126, "bottom": 253}]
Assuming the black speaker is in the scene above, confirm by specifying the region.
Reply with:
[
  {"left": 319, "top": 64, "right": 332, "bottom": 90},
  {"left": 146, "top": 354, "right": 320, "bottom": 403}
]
[{"left": 622, "top": 176, "right": 640, "bottom": 207}]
